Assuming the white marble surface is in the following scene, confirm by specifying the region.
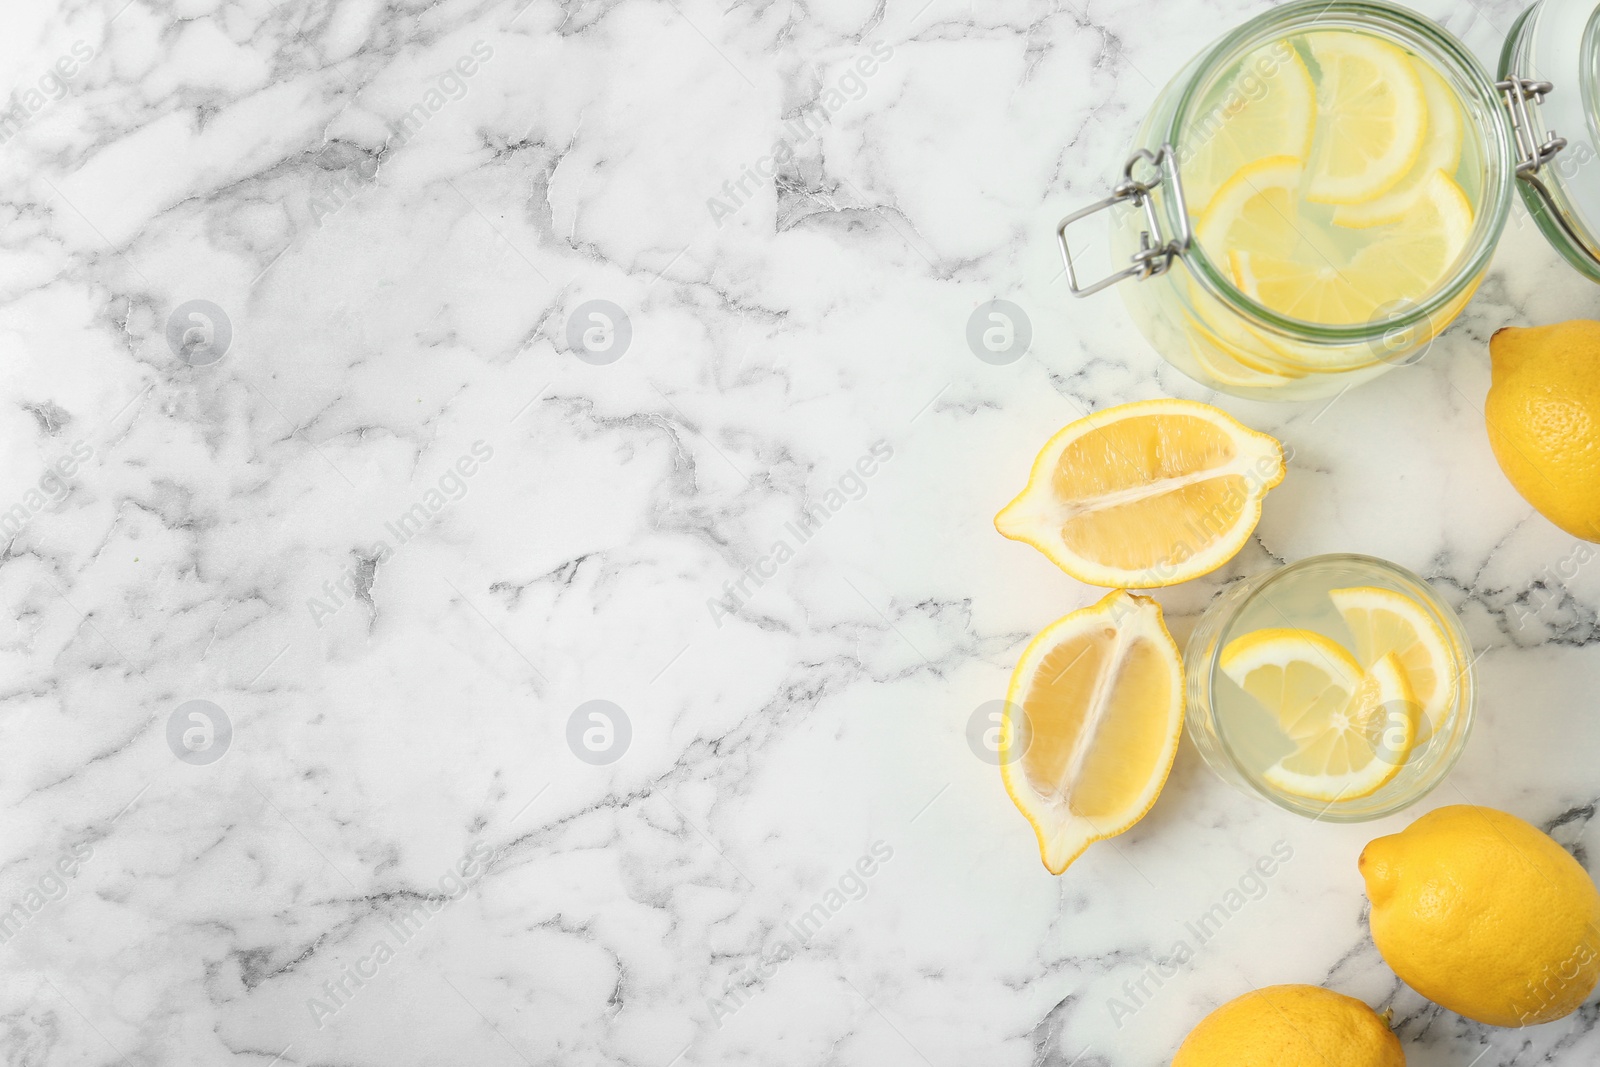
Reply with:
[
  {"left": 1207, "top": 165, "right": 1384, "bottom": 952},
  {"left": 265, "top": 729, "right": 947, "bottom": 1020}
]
[{"left": 5, "top": 0, "right": 1600, "bottom": 1063}]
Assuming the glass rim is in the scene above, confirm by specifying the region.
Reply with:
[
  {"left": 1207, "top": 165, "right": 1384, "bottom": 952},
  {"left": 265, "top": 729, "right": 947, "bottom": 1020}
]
[
  {"left": 1200, "top": 552, "right": 1479, "bottom": 822},
  {"left": 1158, "top": 0, "right": 1518, "bottom": 352}
]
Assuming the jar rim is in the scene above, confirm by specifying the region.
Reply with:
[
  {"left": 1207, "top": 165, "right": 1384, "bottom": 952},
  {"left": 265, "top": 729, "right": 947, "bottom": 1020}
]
[{"left": 1159, "top": 0, "right": 1518, "bottom": 354}]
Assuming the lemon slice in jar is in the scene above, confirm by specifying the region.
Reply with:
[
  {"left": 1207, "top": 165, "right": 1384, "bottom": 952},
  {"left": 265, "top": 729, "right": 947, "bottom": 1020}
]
[
  {"left": 1352, "top": 169, "right": 1475, "bottom": 290},
  {"left": 1332, "top": 59, "right": 1465, "bottom": 228},
  {"left": 1182, "top": 41, "right": 1317, "bottom": 211},
  {"left": 1303, "top": 33, "right": 1428, "bottom": 205},
  {"left": 1179, "top": 269, "right": 1309, "bottom": 384},
  {"left": 1195, "top": 155, "right": 1359, "bottom": 323},
  {"left": 1229, "top": 170, "right": 1473, "bottom": 325},
  {"left": 1195, "top": 155, "right": 1311, "bottom": 263}
]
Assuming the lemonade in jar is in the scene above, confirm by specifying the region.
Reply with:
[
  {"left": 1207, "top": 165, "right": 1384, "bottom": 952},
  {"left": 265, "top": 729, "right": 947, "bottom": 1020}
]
[{"left": 1057, "top": 0, "right": 1600, "bottom": 400}]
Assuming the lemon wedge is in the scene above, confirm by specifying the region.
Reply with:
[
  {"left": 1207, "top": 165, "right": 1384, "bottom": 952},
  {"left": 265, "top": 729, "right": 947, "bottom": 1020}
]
[
  {"left": 1332, "top": 59, "right": 1464, "bottom": 228},
  {"left": 995, "top": 399, "right": 1285, "bottom": 588},
  {"left": 1001, "top": 590, "right": 1183, "bottom": 874},
  {"left": 1304, "top": 33, "right": 1427, "bottom": 205},
  {"left": 1330, "top": 586, "right": 1456, "bottom": 734},
  {"left": 1221, "top": 628, "right": 1417, "bottom": 802}
]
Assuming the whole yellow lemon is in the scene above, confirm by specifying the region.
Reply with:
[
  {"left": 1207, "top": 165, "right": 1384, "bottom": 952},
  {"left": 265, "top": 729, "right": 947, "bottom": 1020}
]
[
  {"left": 1171, "top": 984, "right": 1403, "bottom": 1066},
  {"left": 1360, "top": 805, "right": 1600, "bottom": 1026},
  {"left": 1486, "top": 321, "right": 1600, "bottom": 542}
]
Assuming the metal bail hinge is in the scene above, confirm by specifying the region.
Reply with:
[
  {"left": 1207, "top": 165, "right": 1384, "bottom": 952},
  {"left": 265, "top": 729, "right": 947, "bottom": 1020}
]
[
  {"left": 1057, "top": 144, "right": 1193, "bottom": 298},
  {"left": 1495, "top": 74, "right": 1600, "bottom": 271},
  {"left": 1496, "top": 75, "right": 1567, "bottom": 176}
]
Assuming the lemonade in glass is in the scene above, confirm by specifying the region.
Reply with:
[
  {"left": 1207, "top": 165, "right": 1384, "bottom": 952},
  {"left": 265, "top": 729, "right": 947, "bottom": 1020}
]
[{"left": 1184, "top": 554, "right": 1476, "bottom": 820}]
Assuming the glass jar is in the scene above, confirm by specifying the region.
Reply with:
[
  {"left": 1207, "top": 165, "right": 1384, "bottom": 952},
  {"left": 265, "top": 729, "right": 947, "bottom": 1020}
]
[
  {"left": 1501, "top": 0, "right": 1600, "bottom": 281},
  {"left": 1184, "top": 554, "right": 1476, "bottom": 821},
  {"left": 1057, "top": 0, "right": 1600, "bottom": 401}
]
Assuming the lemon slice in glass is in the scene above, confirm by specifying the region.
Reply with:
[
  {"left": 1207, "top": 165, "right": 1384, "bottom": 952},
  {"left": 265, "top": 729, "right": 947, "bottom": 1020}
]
[
  {"left": 1304, "top": 33, "right": 1427, "bottom": 205},
  {"left": 1221, "top": 628, "right": 1418, "bottom": 802},
  {"left": 1330, "top": 586, "right": 1456, "bottom": 733}
]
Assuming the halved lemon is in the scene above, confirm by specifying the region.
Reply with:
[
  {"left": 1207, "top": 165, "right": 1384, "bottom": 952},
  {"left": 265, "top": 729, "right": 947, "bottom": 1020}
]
[
  {"left": 1000, "top": 590, "right": 1183, "bottom": 874},
  {"left": 1231, "top": 170, "right": 1473, "bottom": 325},
  {"left": 995, "top": 399, "right": 1286, "bottom": 588},
  {"left": 1221, "top": 628, "right": 1418, "bottom": 802},
  {"left": 1330, "top": 586, "right": 1456, "bottom": 733},
  {"left": 1304, "top": 33, "right": 1427, "bottom": 205},
  {"left": 1182, "top": 41, "right": 1317, "bottom": 210},
  {"left": 1332, "top": 59, "right": 1464, "bottom": 228}
]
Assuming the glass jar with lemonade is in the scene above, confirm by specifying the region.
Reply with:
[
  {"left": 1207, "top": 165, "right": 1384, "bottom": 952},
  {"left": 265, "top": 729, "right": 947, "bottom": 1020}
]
[{"left": 1058, "top": 0, "right": 1600, "bottom": 400}]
